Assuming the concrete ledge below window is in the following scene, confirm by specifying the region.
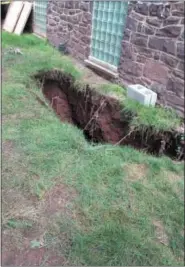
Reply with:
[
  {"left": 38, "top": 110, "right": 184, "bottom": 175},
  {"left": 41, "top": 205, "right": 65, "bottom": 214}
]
[{"left": 84, "top": 56, "right": 118, "bottom": 79}]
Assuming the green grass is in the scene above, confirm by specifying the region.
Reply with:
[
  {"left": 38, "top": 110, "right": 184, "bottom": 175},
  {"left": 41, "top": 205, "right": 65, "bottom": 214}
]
[
  {"left": 2, "top": 32, "right": 81, "bottom": 82},
  {"left": 6, "top": 219, "right": 33, "bottom": 229},
  {"left": 97, "top": 83, "right": 127, "bottom": 97},
  {"left": 98, "top": 84, "right": 181, "bottom": 131},
  {"left": 123, "top": 98, "right": 181, "bottom": 131},
  {"left": 2, "top": 32, "right": 184, "bottom": 266}
]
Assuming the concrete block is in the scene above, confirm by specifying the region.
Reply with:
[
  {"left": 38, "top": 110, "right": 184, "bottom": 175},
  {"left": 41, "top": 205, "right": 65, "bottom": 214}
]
[{"left": 127, "top": 84, "right": 157, "bottom": 106}]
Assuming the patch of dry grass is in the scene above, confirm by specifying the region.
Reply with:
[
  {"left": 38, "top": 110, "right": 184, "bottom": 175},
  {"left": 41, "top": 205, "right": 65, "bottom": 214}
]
[
  {"left": 124, "top": 163, "right": 148, "bottom": 181},
  {"left": 39, "top": 184, "right": 78, "bottom": 217},
  {"left": 2, "top": 139, "right": 77, "bottom": 264},
  {"left": 153, "top": 220, "right": 169, "bottom": 246},
  {"left": 162, "top": 170, "right": 182, "bottom": 183}
]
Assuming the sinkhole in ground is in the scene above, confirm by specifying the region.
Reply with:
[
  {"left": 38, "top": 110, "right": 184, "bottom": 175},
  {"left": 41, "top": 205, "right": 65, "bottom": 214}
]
[{"left": 34, "top": 69, "right": 184, "bottom": 160}]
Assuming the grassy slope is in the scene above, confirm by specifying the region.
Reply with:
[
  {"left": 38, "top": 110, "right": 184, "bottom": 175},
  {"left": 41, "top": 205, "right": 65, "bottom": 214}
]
[
  {"left": 2, "top": 33, "right": 184, "bottom": 266},
  {"left": 96, "top": 84, "right": 181, "bottom": 132}
]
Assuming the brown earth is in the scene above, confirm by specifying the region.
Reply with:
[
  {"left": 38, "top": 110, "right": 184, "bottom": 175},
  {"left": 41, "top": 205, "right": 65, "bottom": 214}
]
[
  {"left": 34, "top": 69, "right": 184, "bottom": 160},
  {"left": 42, "top": 78, "right": 125, "bottom": 144},
  {"left": 44, "top": 81, "right": 73, "bottom": 124},
  {"left": 2, "top": 247, "right": 67, "bottom": 266},
  {"left": 40, "top": 184, "right": 77, "bottom": 216},
  {"left": 2, "top": 184, "right": 75, "bottom": 266},
  {"left": 2, "top": 140, "right": 77, "bottom": 266}
]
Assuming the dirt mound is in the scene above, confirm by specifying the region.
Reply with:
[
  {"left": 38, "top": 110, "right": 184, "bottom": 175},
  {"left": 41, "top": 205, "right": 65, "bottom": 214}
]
[
  {"left": 34, "top": 70, "right": 184, "bottom": 160},
  {"left": 2, "top": 247, "right": 67, "bottom": 266}
]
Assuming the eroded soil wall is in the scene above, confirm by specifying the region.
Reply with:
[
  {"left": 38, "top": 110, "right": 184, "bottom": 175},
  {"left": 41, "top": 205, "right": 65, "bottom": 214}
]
[{"left": 34, "top": 70, "right": 184, "bottom": 160}]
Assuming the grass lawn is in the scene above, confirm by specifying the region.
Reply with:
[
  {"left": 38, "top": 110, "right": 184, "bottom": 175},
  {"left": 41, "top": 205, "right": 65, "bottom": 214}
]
[{"left": 2, "top": 32, "right": 184, "bottom": 266}]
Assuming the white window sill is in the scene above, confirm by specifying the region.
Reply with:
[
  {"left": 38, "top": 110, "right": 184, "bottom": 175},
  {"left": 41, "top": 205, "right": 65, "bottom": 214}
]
[{"left": 84, "top": 56, "right": 118, "bottom": 79}]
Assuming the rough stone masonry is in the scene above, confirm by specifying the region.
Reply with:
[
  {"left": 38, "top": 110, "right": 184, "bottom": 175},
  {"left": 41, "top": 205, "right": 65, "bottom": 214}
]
[
  {"left": 119, "top": 1, "right": 184, "bottom": 115},
  {"left": 47, "top": 1, "right": 184, "bottom": 116},
  {"left": 47, "top": 0, "right": 92, "bottom": 60}
]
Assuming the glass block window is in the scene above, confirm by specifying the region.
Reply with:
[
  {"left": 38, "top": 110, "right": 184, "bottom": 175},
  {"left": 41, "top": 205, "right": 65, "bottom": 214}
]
[
  {"left": 34, "top": 0, "right": 48, "bottom": 37},
  {"left": 91, "top": 1, "right": 128, "bottom": 67}
]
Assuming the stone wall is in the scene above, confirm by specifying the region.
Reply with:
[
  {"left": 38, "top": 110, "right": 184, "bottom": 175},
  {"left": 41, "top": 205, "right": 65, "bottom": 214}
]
[
  {"left": 46, "top": 1, "right": 184, "bottom": 115},
  {"left": 119, "top": 1, "right": 184, "bottom": 114},
  {"left": 47, "top": 0, "right": 92, "bottom": 60}
]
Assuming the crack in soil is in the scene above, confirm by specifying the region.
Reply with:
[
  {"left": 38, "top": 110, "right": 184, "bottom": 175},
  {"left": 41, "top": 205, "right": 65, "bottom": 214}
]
[{"left": 34, "top": 70, "right": 184, "bottom": 160}]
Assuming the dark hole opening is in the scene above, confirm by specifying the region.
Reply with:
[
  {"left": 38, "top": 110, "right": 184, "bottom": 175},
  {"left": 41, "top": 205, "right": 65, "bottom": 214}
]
[
  {"left": 33, "top": 70, "right": 184, "bottom": 161},
  {"left": 1, "top": 4, "right": 9, "bottom": 24}
]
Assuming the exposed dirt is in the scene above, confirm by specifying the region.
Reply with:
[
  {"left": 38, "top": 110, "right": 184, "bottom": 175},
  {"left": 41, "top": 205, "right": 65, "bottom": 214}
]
[
  {"left": 44, "top": 80, "right": 73, "bottom": 124},
  {"left": 34, "top": 69, "right": 184, "bottom": 160},
  {"left": 2, "top": 140, "right": 77, "bottom": 266},
  {"left": 41, "top": 76, "right": 125, "bottom": 144},
  {"left": 2, "top": 140, "right": 15, "bottom": 158},
  {"left": 2, "top": 185, "right": 75, "bottom": 266},
  {"left": 2, "top": 183, "right": 75, "bottom": 266},
  {"left": 2, "top": 247, "right": 67, "bottom": 266},
  {"left": 2, "top": 68, "right": 8, "bottom": 82},
  {"left": 40, "top": 184, "right": 77, "bottom": 216}
]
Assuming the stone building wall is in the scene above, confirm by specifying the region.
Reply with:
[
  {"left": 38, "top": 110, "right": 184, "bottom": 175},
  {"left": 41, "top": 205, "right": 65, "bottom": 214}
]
[
  {"left": 47, "top": 0, "right": 92, "bottom": 60},
  {"left": 119, "top": 1, "right": 184, "bottom": 114},
  {"left": 46, "top": 1, "right": 184, "bottom": 115}
]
